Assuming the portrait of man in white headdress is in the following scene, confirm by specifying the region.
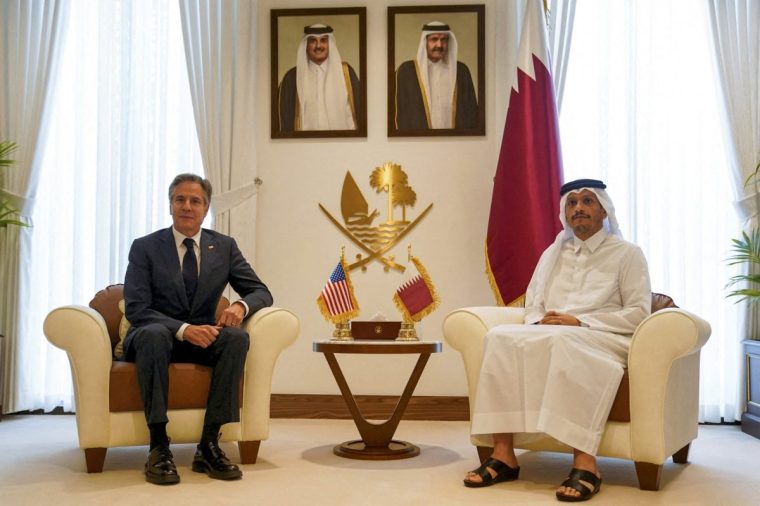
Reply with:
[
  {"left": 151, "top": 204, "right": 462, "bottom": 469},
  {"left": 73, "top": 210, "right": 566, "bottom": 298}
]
[
  {"left": 394, "top": 21, "right": 479, "bottom": 131},
  {"left": 277, "top": 24, "right": 361, "bottom": 133}
]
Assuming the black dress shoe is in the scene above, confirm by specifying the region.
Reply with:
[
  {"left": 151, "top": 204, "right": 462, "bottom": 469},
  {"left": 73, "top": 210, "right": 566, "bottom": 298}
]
[
  {"left": 192, "top": 438, "right": 242, "bottom": 480},
  {"left": 145, "top": 444, "right": 180, "bottom": 485}
]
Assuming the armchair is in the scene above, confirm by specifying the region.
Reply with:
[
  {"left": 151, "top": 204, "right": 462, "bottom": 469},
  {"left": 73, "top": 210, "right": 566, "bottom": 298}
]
[
  {"left": 43, "top": 284, "right": 299, "bottom": 473},
  {"left": 442, "top": 294, "right": 711, "bottom": 491}
]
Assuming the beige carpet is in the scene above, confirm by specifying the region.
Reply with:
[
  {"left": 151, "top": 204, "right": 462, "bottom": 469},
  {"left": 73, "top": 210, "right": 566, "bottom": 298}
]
[{"left": 0, "top": 415, "right": 757, "bottom": 505}]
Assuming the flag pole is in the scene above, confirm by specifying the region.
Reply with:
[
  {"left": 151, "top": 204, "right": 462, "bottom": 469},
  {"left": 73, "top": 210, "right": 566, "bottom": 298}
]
[
  {"left": 332, "top": 246, "right": 354, "bottom": 341},
  {"left": 397, "top": 244, "right": 419, "bottom": 342}
]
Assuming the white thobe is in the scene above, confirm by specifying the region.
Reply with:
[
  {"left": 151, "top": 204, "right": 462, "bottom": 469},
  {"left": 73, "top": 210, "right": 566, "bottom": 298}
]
[
  {"left": 470, "top": 229, "right": 651, "bottom": 455},
  {"left": 301, "top": 62, "right": 329, "bottom": 130},
  {"left": 427, "top": 61, "right": 453, "bottom": 128},
  {"left": 300, "top": 60, "right": 355, "bottom": 131}
]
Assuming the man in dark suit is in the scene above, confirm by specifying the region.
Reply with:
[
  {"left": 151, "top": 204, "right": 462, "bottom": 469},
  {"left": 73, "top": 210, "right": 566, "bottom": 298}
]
[{"left": 123, "top": 173, "right": 272, "bottom": 485}]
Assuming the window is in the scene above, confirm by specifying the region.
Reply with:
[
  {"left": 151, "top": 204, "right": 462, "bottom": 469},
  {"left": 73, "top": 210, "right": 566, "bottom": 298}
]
[
  {"left": 559, "top": 0, "right": 741, "bottom": 421},
  {"left": 21, "top": 0, "right": 203, "bottom": 411}
]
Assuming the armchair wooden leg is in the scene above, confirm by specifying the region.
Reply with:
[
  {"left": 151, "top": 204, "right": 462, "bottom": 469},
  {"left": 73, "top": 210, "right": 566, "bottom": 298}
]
[
  {"left": 476, "top": 445, "right": 491, "bottom": 464},
  {"left": 634, "top": 461, "right": 662, "bottom": 491},
  {"left": 238, "top": 440, "right": 261, "bottom": 464},
  {"left": 84, "top": 447, "right": 107, "bottom": 473},
  {"left": 672, "top": 443, "right": 690, "bottom": 464}
]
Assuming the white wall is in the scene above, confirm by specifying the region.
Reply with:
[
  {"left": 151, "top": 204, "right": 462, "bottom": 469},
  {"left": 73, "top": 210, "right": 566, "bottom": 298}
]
[{"left": 233, "top": 0, "right": 523, "bottom": 396}]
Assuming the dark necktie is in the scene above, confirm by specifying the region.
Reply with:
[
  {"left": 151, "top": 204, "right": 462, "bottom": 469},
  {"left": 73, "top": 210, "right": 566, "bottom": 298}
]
[{"left": 182, "top": 237, "right": 198, "bottom": 305}]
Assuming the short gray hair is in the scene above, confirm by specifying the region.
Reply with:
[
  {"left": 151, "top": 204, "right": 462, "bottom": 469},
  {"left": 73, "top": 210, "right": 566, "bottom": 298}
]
[{"left": 168, "top": 173, "right": 212, "bottom": 205}]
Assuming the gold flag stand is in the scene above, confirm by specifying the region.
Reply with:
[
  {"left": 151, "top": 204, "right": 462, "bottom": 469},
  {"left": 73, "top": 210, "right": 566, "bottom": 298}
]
[
  {"left": 332, "top": 322, "right": 353, "bottom": 341},
  {"left": 395, "top": 322, "right": 418, "bottom": 341}
]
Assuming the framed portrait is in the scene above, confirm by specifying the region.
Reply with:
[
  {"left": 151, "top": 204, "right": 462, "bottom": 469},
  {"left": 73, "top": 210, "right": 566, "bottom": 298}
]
[
  {"left": 388, "top": 5, "right": 485, "bottom": 137},
  {"left": 270, "top": 8, "right": 367, "bottom": 139}
]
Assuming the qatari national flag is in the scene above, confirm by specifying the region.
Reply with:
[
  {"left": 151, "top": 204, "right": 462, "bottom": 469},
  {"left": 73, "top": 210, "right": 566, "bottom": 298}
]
[
  {"left": 393, "top": 255, "right": 439, "bottom": 322},
  {"left": 485, "top": 0, "right": 564, "bottom": 306}
]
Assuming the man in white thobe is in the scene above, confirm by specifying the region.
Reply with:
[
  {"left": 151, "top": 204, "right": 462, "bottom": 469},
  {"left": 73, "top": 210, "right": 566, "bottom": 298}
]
[
  {"left": 394, "top": 22, "right": 478, "bottom": 130},
  {"left": 464, "top": 179, "right": 651, "bottom": 502},
  {"left": 277, "top": 24, "right": 359, "bottom": 132}
]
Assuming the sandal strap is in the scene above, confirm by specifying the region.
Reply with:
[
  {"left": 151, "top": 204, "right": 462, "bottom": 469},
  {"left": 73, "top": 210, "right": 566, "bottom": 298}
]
[
  {"left": 483, "top": 457, "right": 512, "bottom": 474},
  {"left": 560, "top": 467, "right": 601, "bottom": 495},
  {"left": 560, "top": 477, "right": 591, "bottom": 496},
  {"left": 470, "top": 457, "right": 517, "bottom": 484}
]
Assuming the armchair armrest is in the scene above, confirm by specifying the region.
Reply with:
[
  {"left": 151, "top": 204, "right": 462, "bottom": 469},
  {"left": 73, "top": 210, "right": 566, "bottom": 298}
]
[
  {"left": 442, "top": 306, "right": 525, "bottom": 413},
  {"left": 629, "top": 308, "right": 711, "bottom": 367},
  {"left": 239, "top": 306, "right": 300, "bottom": 440},
  {"left": 627, "top": 308, "right": 712, "bottom": 462},
  {"left": 43, "top": 305, "right": 113, "bottom": 447}
]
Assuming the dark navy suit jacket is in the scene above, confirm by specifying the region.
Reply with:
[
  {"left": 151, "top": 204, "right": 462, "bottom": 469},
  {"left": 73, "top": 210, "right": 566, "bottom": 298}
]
[{"left": 124, "top": 227, "right": 272, "bottom": 338}]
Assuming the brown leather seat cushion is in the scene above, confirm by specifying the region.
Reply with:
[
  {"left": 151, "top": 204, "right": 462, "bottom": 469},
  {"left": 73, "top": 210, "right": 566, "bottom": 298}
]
[
  {"left": 606, "top": 292, "right": 678, "bottom": 422},
  {"left": 89, "top": 284, "right": 237, "bottom": 413},
  {"left": 109, "top": 361, "right": 243, "bottom": 412}
]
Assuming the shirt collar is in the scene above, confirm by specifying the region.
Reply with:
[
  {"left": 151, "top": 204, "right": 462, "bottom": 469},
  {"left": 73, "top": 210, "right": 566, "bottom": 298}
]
[
  {"left": 172, "top": 227, "right": 202, "bottom": 248},
  {"left": 572, "top": 228, "right": 608, "bottom": 253}
]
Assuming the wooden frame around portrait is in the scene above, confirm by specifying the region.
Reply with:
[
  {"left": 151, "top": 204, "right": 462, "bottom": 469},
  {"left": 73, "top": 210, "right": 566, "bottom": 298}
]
[
  {"left": 271, "top": 8, "right": 367, "bottom": 139},
  {"left": 388, "top": 5, "right": 485, "bottom": 137}
]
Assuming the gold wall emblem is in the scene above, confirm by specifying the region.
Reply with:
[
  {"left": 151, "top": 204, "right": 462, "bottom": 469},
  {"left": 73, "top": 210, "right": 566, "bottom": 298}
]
[{"left": 319, "top": 162, "right": 433, "bottom": 272}]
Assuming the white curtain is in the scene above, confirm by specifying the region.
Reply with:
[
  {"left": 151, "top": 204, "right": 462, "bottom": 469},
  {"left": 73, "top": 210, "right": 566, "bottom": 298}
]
[
  {"left": 547, "top": 0, "right": 577, "bottom": 110},
  {"left": 707, "top": 1, "right": 760, "bottom": 343},
  {"left": 13, "top": 0, "right": 203, "bottom": 412},
  {"left": 0, "top": 0, "right": 69, "bottom": 414},
  {"left": 560, "top": 0, "right": 742, "bottom": 422},
  {"left": 179, "top": 0, "right": 260, "bottom": 235}
]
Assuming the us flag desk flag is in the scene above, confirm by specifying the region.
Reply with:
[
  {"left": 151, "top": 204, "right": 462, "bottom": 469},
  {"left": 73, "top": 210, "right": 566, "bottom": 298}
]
[
  {"left": 485, "top": 0, "right": 563, "bottom": 306},
  {"left": 317, "top": 253, "right": 359, "bottom": 324},
  {"left": 393, "top": 255, "right": 440, "bottom": 322}
]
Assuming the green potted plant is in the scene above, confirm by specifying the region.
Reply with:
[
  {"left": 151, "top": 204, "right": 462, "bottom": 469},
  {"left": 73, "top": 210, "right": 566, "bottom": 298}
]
[
  {"left": 726, "top": 160, "right": 760, "bottom": 439},
  {"left": 0, "top": 141, "right": 28, "bottom": 229}
]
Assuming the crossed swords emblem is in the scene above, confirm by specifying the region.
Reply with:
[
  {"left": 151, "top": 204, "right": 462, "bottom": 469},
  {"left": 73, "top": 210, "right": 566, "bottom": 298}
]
[{"left": 319, "top": 164, "right": 433, "bottom": 272}]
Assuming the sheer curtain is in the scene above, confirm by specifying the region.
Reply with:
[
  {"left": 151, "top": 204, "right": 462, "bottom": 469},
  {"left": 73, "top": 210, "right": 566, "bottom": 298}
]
[
  {"left": 560, "top": 0, "right": 742, "bottom": 422},
  {"left": 0, "top": 1, "right": 69, "bottom": 414},
  {"left": 179, "top": 0, "right": 260, "bottom": 235},
  {"left": 547, "top": 0, "right": 577, "bottom": 110},
  {"left": 707, "top": 1, "right": 760, "bottom": 342},
  {"left": 16, "top": 0, "right": 202, "bottom": 412}
]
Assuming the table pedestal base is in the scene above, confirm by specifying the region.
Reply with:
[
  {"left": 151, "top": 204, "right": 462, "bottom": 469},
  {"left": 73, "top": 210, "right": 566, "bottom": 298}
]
[
  {"left": 313, "top": 340, "right": 442, "bottom": 461},
  {"left": 333, "top": 439, "right": 420, "bottom": 460}
]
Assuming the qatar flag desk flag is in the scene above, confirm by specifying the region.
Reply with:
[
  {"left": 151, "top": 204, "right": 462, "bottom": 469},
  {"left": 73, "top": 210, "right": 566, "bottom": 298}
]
[
  {"left": 485, "top": 0, "right": 564, "bottom": 306},
  {"left": 393, "top": 255, "right": 439, "bottom": 323}
]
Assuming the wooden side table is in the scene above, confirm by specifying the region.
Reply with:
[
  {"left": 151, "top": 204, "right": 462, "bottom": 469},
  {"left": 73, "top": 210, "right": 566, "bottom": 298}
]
[{"left": 313, "top": 339, "right": 442, "bottom": 460}]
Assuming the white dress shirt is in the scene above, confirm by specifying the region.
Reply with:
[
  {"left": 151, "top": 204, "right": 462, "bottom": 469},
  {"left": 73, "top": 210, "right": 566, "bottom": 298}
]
[{"left": 171, "top": 227, "right": 249, "bottom": 341}]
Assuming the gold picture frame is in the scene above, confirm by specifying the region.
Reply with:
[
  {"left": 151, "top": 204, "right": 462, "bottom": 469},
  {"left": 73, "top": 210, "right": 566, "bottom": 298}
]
[
  {"left": 271, "top": 7, "right": 367, "bottom": 139},
  {"left": 387, "top": 5, "right": 485, "bottom": 137}
]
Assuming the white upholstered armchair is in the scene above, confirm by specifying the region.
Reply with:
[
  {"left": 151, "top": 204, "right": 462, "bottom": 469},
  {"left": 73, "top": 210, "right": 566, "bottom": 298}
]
[
  {"left": 442, "top": 294, "right": 711, "bottom": 491},
  {"left": 43, "top": 284, "right": 299, "bottom": 473}
]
